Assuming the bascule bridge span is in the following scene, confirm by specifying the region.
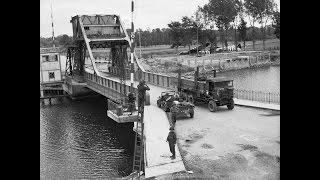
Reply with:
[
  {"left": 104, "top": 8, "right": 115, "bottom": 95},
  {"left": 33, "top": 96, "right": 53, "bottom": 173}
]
[{"left": 62, "top": 14, "right": 185, "bottom": 178}]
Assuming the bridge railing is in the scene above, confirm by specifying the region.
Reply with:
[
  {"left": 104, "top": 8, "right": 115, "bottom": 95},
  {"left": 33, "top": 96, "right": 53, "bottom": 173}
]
[
  {"left": 135, "top": 70, "right": 174, "bottom": 90},
  {"left": 84, "top": 71, "right": 138, "bottom": 101},
  {"left": 134, "top": 56, "right": 279, "bottom": 105},
  {"left": 233, "top": 89, "right": 280, "bottom": 104}
]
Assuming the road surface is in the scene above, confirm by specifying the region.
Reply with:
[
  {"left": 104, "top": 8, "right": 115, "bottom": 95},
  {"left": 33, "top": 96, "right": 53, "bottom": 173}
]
[{"left": 146, "top": 84, "right": 280, "bottom": 180}]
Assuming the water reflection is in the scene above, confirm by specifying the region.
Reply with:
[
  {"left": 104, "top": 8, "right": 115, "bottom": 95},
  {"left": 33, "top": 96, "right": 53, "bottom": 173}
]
[
  {"left": 40, "top": 97, "right": 134, "bottom": 179},
  {"left": 218, "top": 66, "right": 280, "bottom": 93}
]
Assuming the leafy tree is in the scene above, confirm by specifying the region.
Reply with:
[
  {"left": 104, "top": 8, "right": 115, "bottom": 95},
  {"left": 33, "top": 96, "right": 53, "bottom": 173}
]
[
  {"left": 272, "top": 11, "right": 280, "bottom": 39},
  {"left": 202, "top": 0, "right": 240, "bottom": 50},
  {"left": 168, "top": 21, "right": 184, "bottom": 50},
  {"left": 244, "top": 0, "right": 275, "bottom": 50},
  {"left": 181, "top": 16, "right": 197, "bottom": 53},
  {"left": 238, "top": 17, "right": 247, "bottom": 50},
  {"left": 56, "top": 34, "right": 73, "bottom": 47}
]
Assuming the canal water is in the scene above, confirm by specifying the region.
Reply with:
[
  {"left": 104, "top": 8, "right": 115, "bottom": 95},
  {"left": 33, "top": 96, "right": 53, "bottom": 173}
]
[
  {"left": 60, "top": 55, "right": 280, "bottom": 93},
  {"left": 218, "top": 66, "right": 280, "bottom": 93},
  {"left": 40, "top": 96, "right": 135, "bottom": 179}
]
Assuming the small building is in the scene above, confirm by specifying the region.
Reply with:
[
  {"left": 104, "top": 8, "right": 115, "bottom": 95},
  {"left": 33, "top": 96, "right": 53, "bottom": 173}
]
[{"left": 40, "top": 47, "right": 63, "bottom": 85}]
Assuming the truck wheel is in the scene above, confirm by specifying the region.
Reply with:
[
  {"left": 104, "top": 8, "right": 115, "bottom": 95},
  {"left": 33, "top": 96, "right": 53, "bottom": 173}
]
[
  {"left": 208, "top": 100, "right": 217, "bottom": 112},
  {"left": 227, "top": 99, "right": 234, "bottom": 110},
  {"left": 189, "top": 109, "right": 194, "bottom": 118}
]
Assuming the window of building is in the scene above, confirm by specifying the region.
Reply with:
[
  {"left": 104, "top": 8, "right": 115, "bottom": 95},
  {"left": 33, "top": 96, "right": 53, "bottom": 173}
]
[
  {"left": 49, "top": 72, "right": 55, "bottom": 79},
  {"left": 48, "top": 55, "right": 58, "bottom": 62},
  {"left": 54, "top": 55, "right": 58, "bottom": 61},
  {"left": 42, "top": 55, "right": 49, "bottom": 62}
]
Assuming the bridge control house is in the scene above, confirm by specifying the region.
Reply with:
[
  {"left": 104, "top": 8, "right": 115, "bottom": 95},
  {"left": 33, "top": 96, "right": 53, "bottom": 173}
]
[
  {"left": 40, "top": 47, "right": 65, "bottom": 100},
  {"left": 40, "top": 47, "right": 63, "bottom": 85}
]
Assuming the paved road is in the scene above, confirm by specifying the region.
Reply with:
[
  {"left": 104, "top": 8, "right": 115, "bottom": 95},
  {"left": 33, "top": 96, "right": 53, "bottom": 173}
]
[
  {"left": 146, "top": 83, "right": 280, "bottom": 179},
  {"left": 94, "top": 69, "right": 279, "bottom": 179}
]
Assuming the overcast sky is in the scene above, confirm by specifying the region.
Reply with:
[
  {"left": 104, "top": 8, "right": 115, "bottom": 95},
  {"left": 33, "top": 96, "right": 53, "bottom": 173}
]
[{"left": 40, "top": 0, "right": 280, "bottom": 38}]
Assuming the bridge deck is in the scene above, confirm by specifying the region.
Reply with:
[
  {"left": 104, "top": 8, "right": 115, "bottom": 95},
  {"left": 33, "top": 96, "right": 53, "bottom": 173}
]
[
  {"left": 84, "top": 69, "right": 186, "bottom": 177},
  {"left": 144, "top": 103, "right": 185, "bottom": 178}
]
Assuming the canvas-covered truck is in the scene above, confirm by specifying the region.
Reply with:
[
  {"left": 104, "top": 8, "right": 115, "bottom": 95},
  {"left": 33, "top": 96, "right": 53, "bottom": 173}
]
[{"left": 171, "top": 67, "right": 234, "bottom": 112}]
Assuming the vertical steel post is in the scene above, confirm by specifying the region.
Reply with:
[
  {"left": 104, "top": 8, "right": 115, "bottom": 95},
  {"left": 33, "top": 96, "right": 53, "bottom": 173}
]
[
  {"left": 139, "top": 30, "right": 142, "bottom": 58},
  {"left": 50, "top": 3, "right": 55, "bottom": 48},
  {"left": 130, "top": 0, "right": 135, "bottom": 92}
]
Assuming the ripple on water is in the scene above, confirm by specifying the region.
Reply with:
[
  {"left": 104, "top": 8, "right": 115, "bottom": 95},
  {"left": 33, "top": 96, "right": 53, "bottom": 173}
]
[{"left": 40, "top": 97, "right": 134, "bottom": 179}]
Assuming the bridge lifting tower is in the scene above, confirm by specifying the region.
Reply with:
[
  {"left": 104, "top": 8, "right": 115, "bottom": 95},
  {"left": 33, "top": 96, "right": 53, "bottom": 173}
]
[{"left": 65, "top": 14, "right": 133, "bottom": 95}]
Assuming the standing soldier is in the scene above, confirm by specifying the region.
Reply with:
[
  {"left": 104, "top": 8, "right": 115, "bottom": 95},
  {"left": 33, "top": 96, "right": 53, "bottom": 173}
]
[
  {"left": 166, "top": 126, "right": 177, "bottom": 159},
  {"left": 137, "top": 80, "right": 150, "bottom": 112},
  {"left": 127, "top": 91, "right": 136, "bottom": 115}
]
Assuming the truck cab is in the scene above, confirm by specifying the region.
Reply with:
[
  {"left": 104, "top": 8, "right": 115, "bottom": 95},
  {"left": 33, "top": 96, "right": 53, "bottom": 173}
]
[{"left": 205, "top": 77, "right": 234, "bottom": 111}]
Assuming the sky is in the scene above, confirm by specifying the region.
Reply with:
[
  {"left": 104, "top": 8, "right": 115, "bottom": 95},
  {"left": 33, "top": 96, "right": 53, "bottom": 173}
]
[{"left": 40, "top": 0, "right": 280, "bottom": 38}]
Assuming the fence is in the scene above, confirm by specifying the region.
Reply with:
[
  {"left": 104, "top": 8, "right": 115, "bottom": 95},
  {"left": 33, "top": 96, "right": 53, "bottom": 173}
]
[{"left": 233, "top": 89, "right": 280, "bottom": 104}]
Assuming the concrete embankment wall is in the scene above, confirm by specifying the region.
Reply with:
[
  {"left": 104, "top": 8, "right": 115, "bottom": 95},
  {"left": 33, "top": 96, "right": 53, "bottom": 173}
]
[{"left": 204, "top": 53, "right": 279, "bottom": 72}]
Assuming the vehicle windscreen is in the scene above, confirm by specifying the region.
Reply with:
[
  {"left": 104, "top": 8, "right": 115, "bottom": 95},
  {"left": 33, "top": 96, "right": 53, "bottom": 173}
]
[{"left": 214, "top": 81, "right": 233, "bottom": 88}]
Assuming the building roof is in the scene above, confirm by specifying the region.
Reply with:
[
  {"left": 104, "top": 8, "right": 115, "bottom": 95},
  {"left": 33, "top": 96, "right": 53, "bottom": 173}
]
[{"left": 40, "top": 47, "right": 61, "bottom": 54}]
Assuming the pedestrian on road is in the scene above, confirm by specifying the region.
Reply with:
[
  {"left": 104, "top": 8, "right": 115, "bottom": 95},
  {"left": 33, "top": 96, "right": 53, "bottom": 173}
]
[{"left": 166, "top": 126, "right": 177, "bottom": 159}]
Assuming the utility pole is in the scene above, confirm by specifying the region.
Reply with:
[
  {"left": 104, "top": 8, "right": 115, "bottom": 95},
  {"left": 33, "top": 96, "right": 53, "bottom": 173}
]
[
  {"left": 130, "top": 0, "right": 135, "bottom": 92},
  {"left": 139, "top": 30, "right": 142, "bottom": 58},
  {"left": 196, "top": 25, "right": 199, "bottom": 57},
  {"left": 50, "top": 2, "right": 55, "bottom": 48}
]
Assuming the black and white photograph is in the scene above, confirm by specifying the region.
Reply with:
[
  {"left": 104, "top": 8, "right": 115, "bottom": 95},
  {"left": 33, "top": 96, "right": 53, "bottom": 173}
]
[{"left": 40, "top": 0, "right": 280, "bottom": 179}]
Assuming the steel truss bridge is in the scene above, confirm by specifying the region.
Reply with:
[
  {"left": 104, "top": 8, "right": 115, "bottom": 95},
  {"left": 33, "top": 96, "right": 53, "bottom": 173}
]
[{"left": 62, "top": 14, "right": 185, "bottom": 178}]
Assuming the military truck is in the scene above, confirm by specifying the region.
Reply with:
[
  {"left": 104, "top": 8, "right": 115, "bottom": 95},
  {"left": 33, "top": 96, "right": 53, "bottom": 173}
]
[{"left": 171, "top": 67, "right": 234, "bottom": 112}]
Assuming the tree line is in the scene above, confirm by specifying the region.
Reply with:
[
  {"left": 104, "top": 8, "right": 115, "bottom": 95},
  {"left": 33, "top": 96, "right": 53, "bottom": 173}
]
[
  {"left": 166, "top": 0, "right": 280, "bottom": 51},
  {"left": 40, "top": 0, "right": 280, "bottom": 51}
]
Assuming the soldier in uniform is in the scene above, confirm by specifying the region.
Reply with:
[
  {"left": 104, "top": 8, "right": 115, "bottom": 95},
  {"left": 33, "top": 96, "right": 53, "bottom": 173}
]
[
  {"left": 166, "top": 126, "right": 177, "bottom": 159},
  {"left": 127, "top": 91, "right": 136, "bottom": 115},
  {"left": 137, "top": 80, "right": 150, "bottom": 112}
]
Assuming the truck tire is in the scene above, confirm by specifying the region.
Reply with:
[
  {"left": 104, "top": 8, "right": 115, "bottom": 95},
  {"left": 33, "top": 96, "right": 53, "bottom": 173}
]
[
  {"left": 208, "top": 100, "right": 217, "bottom": 112},
  {"left": 227, "top": 99, "right": 234, "bottom": 110}
]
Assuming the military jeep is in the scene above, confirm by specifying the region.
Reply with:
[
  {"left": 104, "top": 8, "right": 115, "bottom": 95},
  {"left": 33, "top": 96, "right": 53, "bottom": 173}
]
[
  {"left": 157, "top": 91, "right": 180, "bottom": 112},
  {"left": 170, "top": 100, "right": 195, "bottom": 122}
]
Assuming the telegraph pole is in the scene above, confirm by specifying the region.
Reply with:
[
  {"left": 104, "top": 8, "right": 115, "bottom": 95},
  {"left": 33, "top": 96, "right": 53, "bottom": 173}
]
[
  {"left": 139, "top": 30, "right": 142, "bottom": 58},
  {"left": 50, "top": 2, "right": 55, "bottom": 48},
  {"left": 130, "top": 0, "right": 135, "bottom": 92}
]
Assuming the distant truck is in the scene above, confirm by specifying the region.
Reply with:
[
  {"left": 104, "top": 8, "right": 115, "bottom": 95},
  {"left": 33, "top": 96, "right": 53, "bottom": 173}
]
[{"left": 171, "top": 67, "right": 234, "bottom": 112}]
